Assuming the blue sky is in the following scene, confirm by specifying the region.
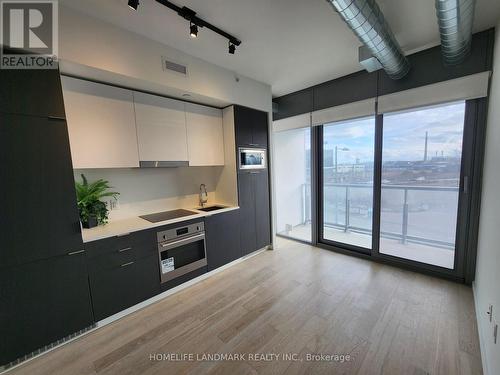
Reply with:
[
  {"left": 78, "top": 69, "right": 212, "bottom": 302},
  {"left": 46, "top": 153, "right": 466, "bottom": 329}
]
[{"left": 323, "top": 101, "right": 466, "bottom": 164}]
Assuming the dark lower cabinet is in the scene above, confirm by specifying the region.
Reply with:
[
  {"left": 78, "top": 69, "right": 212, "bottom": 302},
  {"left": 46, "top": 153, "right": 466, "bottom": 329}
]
[
  {"left": 238, "top": 172, "right": 258, "bottom": 255},
  {"left": 0, "top": 67, "right": 92, "bottom": 367},
  {"left": 206, "top": 210, "right": 242, "bottom": 271},
  {"left": 88, "top": 254, "right": 161, "bottom": 321},
  {"left": 0, "top": 253, "right": 94, "bottom": 366},
  {"left": 233, "top": 105, "right": 271, "bottom": 256},
  {"left": 238, "top": 171, "right": 271, "bottom": 256},
  {"left": 254, "top": 172, "right": 271, "bottom": 249},
  {"left": 0, "top": 113, "right": 83, "bottom": 269}
]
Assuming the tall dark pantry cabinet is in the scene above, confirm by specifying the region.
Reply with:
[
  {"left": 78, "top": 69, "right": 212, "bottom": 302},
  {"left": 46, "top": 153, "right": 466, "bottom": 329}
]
[
  {"left": 0, "top": 67, "right": 94, "bottom": 367},
  {"left": 233, "top": 105, "right": 272, "bottom": 256}
]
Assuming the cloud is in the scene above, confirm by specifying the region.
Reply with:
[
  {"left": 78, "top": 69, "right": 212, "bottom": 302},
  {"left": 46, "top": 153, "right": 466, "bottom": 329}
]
[{"left": 321, "top": 102, "right": 466, "bottom": 163}]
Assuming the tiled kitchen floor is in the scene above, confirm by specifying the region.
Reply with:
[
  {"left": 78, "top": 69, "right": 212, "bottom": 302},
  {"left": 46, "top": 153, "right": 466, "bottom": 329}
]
[{"left": 7, "top": 238, "right": 482, "bottom": 375}]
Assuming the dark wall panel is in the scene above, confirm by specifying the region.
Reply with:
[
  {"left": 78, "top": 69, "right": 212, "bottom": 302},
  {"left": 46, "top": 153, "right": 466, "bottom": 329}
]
[
  {"left": 378, "top": 29, "right": 494, "bottom": 96},
  {"left": 273, "top": 28, "right": 495, "bottom": 121},
  {"left": 313, "top": 70, "right": 378, "bottom": 111},
  {"left": 273, "top": 88, "right": 313, "bottom": 121}
]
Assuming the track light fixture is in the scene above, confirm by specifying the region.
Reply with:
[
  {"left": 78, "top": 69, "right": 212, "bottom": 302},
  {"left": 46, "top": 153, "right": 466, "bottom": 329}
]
[
  {"left": 190, "top": 22, "right": 198, "bottom": 38},
  {"left": 154, "top": 0, "right": 241, "bottom": 54},
  {"left": 128, "top": 0, "right": 139, "bottom": 11}
]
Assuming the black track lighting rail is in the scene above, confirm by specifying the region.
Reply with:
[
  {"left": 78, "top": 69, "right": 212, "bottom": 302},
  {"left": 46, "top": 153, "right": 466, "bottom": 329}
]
[{"left": 155, "top": 0, "right": 241, "bottom": 46}]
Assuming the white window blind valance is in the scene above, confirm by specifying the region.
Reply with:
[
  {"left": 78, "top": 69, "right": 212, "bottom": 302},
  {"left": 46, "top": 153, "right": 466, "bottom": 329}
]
[
  {"left": 378, "top": 71, "right": 491, "bottom": 114},
  {"left": 311, "top": 98, "right": 376, "bottom": 126},
  {"left": 272, "top": 112, "right": 311, "bottom": 132}
]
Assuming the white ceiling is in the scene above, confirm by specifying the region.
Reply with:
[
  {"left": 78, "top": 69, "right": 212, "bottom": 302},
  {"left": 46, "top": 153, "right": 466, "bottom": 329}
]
[{"left": 60, "top": 0, "right": 500, "bottom": 97}]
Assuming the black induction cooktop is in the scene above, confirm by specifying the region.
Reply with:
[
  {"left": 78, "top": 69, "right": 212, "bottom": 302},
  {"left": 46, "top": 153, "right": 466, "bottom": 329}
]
[{"left": 139, "top": 209, "right": 198, "bottom": 223}]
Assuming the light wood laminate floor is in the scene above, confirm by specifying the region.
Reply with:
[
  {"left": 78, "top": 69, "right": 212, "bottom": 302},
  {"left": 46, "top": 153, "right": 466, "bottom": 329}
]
[{"left": 7, "top": 238, "right": 482, "bottom": 375}]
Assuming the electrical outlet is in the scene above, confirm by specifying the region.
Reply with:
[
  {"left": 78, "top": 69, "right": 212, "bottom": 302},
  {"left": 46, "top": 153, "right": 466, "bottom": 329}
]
[{"left": 487, "top": 304, "right": 493, "bottom": 322}]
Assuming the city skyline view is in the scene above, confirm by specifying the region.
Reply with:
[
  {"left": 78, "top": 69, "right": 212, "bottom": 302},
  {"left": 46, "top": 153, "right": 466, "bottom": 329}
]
[{"left": 322, "top": 101, "right": 466, "bottom": 165}]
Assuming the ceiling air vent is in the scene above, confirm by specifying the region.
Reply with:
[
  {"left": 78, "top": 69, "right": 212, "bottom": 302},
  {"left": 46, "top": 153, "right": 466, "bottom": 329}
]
[{"left": 162, "top": 57, "right": 188, "bottom": 76}]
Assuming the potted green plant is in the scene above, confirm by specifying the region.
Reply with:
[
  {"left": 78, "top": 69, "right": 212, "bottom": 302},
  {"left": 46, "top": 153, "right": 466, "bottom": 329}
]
[{"left": 75, "top": 174, "right": 120, "bottom": 228}]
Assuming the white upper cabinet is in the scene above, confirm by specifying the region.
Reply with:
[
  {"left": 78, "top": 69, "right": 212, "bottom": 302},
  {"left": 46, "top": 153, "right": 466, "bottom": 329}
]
[
  {"left": 62, "top": 77, "right": 225, "bottom": 168},
  {"left": 133, "top": 92, "right": 189, "bottom": 164},
  {"left": 185, "top": 103, "right": 224, "bottom": 166},
  {"left": 61, "top": 76, "right": 140, "bottom": 169}
]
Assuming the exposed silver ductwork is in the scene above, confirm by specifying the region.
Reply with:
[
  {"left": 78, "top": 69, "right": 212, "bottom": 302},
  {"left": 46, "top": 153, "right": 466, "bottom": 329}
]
[
  {"left": 326, "top": 0, "right": 410, "bottom": 79},
  {"left": 435, "top": 0, "right": 476, "bottom": 65}
]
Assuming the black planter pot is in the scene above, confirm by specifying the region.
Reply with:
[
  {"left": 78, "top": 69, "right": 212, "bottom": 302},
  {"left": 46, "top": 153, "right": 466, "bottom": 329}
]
[{"left": 82, "top": 215, "right": 98, "bottom": 229}]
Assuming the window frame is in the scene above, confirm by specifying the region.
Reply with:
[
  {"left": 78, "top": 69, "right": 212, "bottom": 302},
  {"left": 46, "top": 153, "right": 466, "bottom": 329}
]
[{"left": 313, "top": 99, "right": 484, "bottom": 282}]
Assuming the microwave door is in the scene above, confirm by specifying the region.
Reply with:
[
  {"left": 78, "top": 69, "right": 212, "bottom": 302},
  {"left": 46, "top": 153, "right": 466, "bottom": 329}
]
[{"left": 239, "top": 148, "right": 266, "bottom": 170}]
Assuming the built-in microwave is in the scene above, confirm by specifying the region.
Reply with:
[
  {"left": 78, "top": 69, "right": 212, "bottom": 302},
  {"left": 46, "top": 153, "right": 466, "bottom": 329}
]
[{"left": 238, "top": 148, "right": 267, "bottom": 170}]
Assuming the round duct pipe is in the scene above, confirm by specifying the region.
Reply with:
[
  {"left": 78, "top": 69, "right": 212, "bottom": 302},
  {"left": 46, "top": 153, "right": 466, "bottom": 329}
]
[
  {"left": 327, "top": 0, "right": 410, "bottom": 79},
  {"left": 435, "top": 0, "right": 476, "bottom": 65}
]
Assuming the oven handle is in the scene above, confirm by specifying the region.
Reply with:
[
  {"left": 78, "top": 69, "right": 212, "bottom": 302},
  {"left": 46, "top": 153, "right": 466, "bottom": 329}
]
[{"left": 159, "top": 233, "right": 205, "bottom": 251}]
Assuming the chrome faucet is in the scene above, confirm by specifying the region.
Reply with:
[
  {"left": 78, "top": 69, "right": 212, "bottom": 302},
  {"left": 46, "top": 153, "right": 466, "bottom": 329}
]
[{"left": 199, "top": 184, "right": 208, "bottom": 207}]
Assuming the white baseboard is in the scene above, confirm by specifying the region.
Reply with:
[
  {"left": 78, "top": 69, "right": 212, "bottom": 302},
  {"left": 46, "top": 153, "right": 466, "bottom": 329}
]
[
  {"left": 97, "top": 246, "right": 268, "bottom": 326},
  {"left": 1, "top": 246, "right": 269, "bottom": 374},
  {"left": 473, "top": 281, "right": 489, "bottom": 375}
]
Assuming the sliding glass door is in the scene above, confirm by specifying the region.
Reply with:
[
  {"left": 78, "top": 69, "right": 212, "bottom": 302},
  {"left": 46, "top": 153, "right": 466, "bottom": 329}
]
[
  {"left": 379, "top": 102, "right": 466, "bottom": 268},
  {"left": 320, "top": 117, "right": 375, "bottom": 252},
  {"left": 316, "top": 101, "right": 468, "bottom": 271}
]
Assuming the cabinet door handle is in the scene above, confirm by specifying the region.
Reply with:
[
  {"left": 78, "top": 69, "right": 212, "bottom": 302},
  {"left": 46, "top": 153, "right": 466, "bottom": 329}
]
[
  {"left": 117, "top": 247, "right": 132, "bottom": 253},
  {"left": 47, "top": 115, "right": 66, "bottom": 121},
  {"left": 68, "top": 250, "right": 85, "bottom": 256},
  {"left": 120, "top": 261, "right": 134, "bottom": 267}
]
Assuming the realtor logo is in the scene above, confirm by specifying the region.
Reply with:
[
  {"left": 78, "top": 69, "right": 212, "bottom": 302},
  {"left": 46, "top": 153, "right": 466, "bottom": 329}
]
[{"left": 1, "top": 0, "right": 58, "bottom": 69}]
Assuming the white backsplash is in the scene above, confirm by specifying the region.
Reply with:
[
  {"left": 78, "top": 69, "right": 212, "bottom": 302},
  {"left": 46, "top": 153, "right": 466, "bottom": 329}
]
[{"left": 74, "top": 167, "right": 223, "bottom": 221}]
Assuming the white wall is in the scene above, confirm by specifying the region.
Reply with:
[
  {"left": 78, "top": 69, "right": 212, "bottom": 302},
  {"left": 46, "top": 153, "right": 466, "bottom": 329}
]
[
  {"left": 273, "top": 128, "right": 309, "bottom": 233},
  {"left": 74, "top": 167, "right": 222, "bottom": 221},
  {"left": 58, "top": 6, "right": 272, "bottom": 113},
  {"left": 59, "top": 5, "right": 274, "bottom": 235},
  {"left": 474, "top": 22, "right": 500, "bottom": 375}
]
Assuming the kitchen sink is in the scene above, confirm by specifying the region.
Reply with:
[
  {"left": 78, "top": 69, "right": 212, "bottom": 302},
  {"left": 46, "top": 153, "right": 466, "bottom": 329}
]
[{"left": 196, "top": 205, "right": 226, "bottom": 212}]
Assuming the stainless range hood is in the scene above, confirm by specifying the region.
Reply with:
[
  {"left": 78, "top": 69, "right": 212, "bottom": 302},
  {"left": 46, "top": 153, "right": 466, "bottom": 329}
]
[{"left": 139, "top": 161, "right": 189, "bottom": 168}]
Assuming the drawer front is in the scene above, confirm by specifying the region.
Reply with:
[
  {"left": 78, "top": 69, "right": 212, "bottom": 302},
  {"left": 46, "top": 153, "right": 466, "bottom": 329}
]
[
  {"left": 85, "top": 230, "right": 157, "bottom": 272},
  {"left": 86, "top": 247, "right": 135, "bottom": 274},
  {"left": 89, "top": 255, "right": 161, "bottom": 321},
  {"left": 85, "top": 235, "right": 133, "bottom": 258}
]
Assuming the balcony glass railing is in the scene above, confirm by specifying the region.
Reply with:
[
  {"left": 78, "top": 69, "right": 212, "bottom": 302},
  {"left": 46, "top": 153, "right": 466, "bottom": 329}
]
[{"left": 302, "top": 183, "right": 459, "bottom": 250}]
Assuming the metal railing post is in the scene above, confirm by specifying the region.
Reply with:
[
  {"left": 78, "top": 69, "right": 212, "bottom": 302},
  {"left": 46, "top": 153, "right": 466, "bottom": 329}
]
[
  {"left": 402, "top": 188, "right": 409, "bottom": 244},
  {"left": 313, "top": 182, "right": 457, "bottom": 248},
  {"left": 334, "top": 186, "right": 339, "bottom": 225},
  {"left": 345, "top": 186, "right": 350, "bottom": 232},
  {"left": 302, "top": 183, "right": 306, "bottom": 225}
]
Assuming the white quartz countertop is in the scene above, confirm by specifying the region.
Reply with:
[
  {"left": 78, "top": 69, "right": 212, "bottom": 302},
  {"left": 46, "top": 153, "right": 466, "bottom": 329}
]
[{"left": 81, "top": 205, "right": 239, "bottom": 243}]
